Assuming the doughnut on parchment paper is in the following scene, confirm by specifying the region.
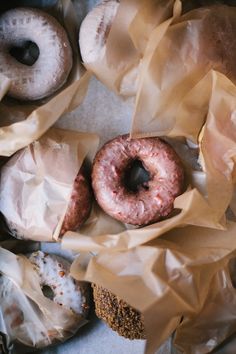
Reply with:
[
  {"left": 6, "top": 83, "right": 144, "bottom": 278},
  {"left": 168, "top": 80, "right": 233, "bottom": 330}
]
[
  {"left": 0, "top": 247, "right": 88, "bottom": 349},
  {"left": 63, "top": 71, "right": 236, "bottom": 252},
  {"left": 62, "top": 131, "right": 225, "bottom": 254},
  {"left": 79, "top": 0, "right": 179, "bottom": 97},
  {"left": 0, "top": 0, "right": 90, "bottom": 157},
  {"left": 0, "top": 128, "right": 99, "bottom": 242},
  {"left": 70, "top": 221, "right": 236, "bottom": 354}
]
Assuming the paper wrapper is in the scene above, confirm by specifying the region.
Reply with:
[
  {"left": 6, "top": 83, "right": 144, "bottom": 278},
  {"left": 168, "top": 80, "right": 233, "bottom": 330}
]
[
  {"left": 69, "top": 221, "right": 236, "bottom": 354},
  {"left": 83, "top": 0, "right": 181, "bottom": 97},
  {"left": 61, "top": 4, "right": 236, "bottom": 254},
  {"left": 0, "top": 127, "right": 99, "bottom": 242},
  {"left": 0, "top": 247, "right": 87, "bottom": 352},
  {"left": 0, "top": 0, "right": 91, "bottom": 157},
  {"left": 131, "top": 4, "right": 236, "bottom": 138}
]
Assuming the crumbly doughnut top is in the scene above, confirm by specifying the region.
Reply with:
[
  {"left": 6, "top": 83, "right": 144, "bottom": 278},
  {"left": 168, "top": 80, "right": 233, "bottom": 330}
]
[{"left": 92, "top": 284, "right": 145, "bottom": 340}]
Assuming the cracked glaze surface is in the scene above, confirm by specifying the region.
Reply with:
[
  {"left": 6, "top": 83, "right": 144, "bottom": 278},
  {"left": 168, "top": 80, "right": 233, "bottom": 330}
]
[{"left": 92, "top": 135, "right": 184, "bottom": 226}]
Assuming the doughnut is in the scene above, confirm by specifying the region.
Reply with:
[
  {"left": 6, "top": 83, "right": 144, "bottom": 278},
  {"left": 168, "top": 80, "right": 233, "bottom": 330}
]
[
  {"left": 92, "top": 134, "right": 184, "bottom": 226},
  {"left": 60, "top": 167, "right": 93, "bottom": 236},
  {"left": 1, "top": 251, "right": 90, "bottom": 348},
  {"left": 0, "top": 7, "right": 73, "bottom": 101},
  {"left": 79, "top": 0, "right": 119, "bottom": 63},
  {"left": 0, "top": 147, "right": 92, "bottom": 241},
  {"left": 92, "top": 284, "right": 145, "bottom": 339},
  {"left": 28, "top": 251, "right": 90, "bottom": 319},
  {"left": 79, "top": 0, "right": 139, "bottom": 96}
]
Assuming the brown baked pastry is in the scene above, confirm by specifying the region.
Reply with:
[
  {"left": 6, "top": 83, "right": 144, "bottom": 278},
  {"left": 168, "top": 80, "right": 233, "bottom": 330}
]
[
  {"left": 92, "top": 284, "right": 145, "bottom": 340},
  {"left": 92, "top": 134, "right": 184, "bottom": 226},
  {"left": 60, "top": 167, "right": 93, "bottom": 235}
]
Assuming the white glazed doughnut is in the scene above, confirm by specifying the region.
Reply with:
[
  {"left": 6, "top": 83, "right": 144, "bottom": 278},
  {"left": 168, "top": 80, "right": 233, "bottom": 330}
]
[
  {"left": 28, "top": 251, "right": 89, "bottom": 318},
  {"left": 79, "top": 0, "right": 139, "bottom": 96},
  {"left": 0, "top": 8, "right": 73, "bottom": 101},
  {"left": 1, "top": 250, "right": 90, "bottom": 348}
]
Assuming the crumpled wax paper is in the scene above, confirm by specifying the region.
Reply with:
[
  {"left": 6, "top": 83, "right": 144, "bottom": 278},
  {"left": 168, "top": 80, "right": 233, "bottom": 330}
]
[
  {"left": 70, "top": 221, "right": 236, "bottom": 354},
  {"left": 131, "top": 5, "right": 236, "bottom": 138},
  {"left": 83, "top": 0, "right": 181, "bottom": 97}
]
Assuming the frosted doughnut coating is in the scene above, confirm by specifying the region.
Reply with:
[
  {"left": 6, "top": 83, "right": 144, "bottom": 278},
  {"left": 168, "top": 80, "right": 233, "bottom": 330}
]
[
  {"left": 0, "top": 8, "right": 73, "bottom": 101},
  {"left": 79, "top": 0, "right": 119, "bottom": 63},
  {"left": 29, "top": 251, "right": 89, "bottom": 318}
]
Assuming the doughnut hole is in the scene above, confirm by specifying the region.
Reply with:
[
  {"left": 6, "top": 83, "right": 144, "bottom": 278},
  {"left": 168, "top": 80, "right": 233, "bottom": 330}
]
[
  {"left": 42, "top": 285, "right": 55, "bottom": 301},
  {"left": 9, "top": 40, "right": 40, "bottom": 66},
  {"left": 124, "top": 159, "right": 150, "bottom": 193}
]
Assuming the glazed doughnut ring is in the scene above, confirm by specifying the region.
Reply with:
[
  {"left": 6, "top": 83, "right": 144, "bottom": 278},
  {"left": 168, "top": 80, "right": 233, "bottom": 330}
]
[
  {"left": 92, "top": 135, "right": 184, "bottom": 226},
  {"left": 0, "top": 7, "right": 73, "bottom": 101}
]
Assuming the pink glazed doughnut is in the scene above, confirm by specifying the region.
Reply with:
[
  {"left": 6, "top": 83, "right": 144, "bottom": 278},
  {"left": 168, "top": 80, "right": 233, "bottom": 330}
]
[
  {"left": 0, "top": 7, "right": 73, "bottom": 101},
  {"left": 92, "top": 135, "right": 184, "bottom": 226}
]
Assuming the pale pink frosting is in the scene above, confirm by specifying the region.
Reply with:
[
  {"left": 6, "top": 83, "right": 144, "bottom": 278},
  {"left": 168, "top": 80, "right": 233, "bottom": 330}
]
[{"left": 92, "top": 135, "right": 184, "bottom": 226}]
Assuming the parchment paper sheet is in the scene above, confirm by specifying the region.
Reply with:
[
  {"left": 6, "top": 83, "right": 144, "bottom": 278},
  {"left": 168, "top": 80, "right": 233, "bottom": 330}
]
[
  {"left": 131, "top": 5, "right": 236, "bottom": 139},
  {"left": 0, "top": 0, "right": 90, "bottom": 157},
  {"left": 84, "top": 0, "right": 181, "bottom": 97},
  {"left": 0, "top": 128, "right": 99, "bottom": 242}
]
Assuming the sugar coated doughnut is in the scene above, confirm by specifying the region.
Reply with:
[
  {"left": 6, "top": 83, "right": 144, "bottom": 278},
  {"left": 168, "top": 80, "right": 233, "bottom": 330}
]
[
  {"left": 92, "top": 134, "right": 184, "bottom": 226},
  {"left": 79, "top": 0, "right": 138, "bottom": 96},
  {"left": 29, "top": 251, "right": 89, "bottom": 319},
  {"left": 0, "top": 7, "right": 73, "bottom": 100},
  {"left": 92, "top": 284, "right": 145, "bottom": 339},
  {"left": 79, "top": 0, "right": 119, "bottom": 63},
  {"left": 1, "top": 251, "right": 90, "bottom": 348}
]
